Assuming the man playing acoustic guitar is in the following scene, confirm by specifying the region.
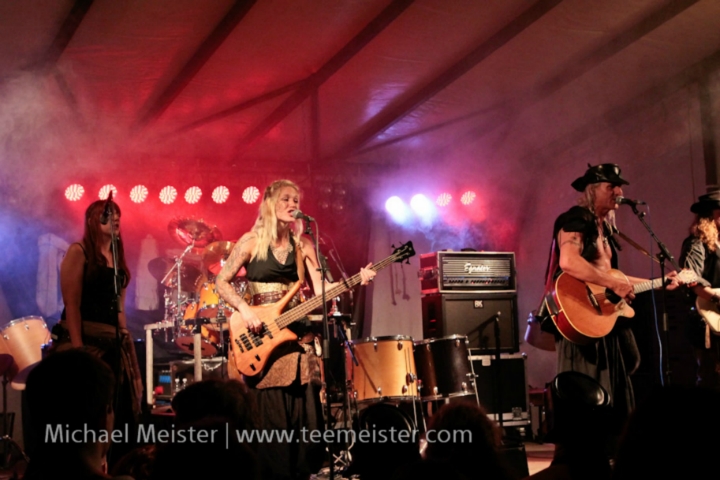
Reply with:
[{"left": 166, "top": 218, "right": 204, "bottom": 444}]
[{"left": 541, "top": 164, "right": 680, "bottom": 433}]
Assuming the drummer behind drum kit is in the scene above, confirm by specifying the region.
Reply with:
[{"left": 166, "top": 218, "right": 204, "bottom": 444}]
[{"left": 149, "top": 218, "right": 247, "bottom": 359}]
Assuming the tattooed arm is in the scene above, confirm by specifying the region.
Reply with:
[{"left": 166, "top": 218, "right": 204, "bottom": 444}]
[
  {"left": 216, "top": 232, "right": 263, "bottom": 333},
  {"left": 557, "top": 229, "right": 634, "bottom": 300}
]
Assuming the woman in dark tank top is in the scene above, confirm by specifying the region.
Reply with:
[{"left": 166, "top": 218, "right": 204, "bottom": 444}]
[{"left": 56, "top": 199, "right": 143, "bottom": 467}]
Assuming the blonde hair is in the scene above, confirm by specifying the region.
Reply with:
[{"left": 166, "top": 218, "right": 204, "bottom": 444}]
[
  {"left": 577, "top": 182, "right": 616, "bottom": 229},
  {"left": 251, "top": 179, "right": 301, "bottom": 261},
  {"left": 692, "top": 214, "right": 718, "bottom": 253}
]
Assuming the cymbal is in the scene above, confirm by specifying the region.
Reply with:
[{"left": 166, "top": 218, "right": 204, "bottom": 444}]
[
  {"left": 168, "top": 218, "right": 222, "bottom": 250},
  {"left": 148, "top": 257, "right": 202, "bottom": 288},
  {"left": 202, "top": 241, "right": 234, "bottom": 276}
]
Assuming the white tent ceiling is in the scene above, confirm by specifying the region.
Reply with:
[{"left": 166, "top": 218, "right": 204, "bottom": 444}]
[{"left": 3, "top": 0, "right": 719, "bottom": 180}]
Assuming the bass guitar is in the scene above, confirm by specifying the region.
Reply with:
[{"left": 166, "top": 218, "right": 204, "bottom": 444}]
[
  {"left": 228, "top": 241, "right": 415, "bottom": 377},
  {"left": 546, "top": 269, "right": 696, "bottom": 345}
]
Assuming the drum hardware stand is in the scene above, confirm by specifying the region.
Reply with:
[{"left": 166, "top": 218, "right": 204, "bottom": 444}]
[
  {"left": 328, "top": 323, "right": 358, "bottom": 472},
  {"left": 215, "top": 306, "right": 229, "bottom": 379},
  {"left": 0, "top": 357, "right": 28, "bottom": 468},
  {"left": 160, "top": 241, "right": 196, "bottom": 345}
]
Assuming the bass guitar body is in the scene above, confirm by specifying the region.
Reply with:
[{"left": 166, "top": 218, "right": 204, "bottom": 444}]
[{"left": 228, "top": 282, "right": 302, "bottom": 377}]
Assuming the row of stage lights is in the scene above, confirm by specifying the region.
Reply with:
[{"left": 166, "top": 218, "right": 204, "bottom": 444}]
[
  {"left": 64, "top": 184, "right": 262, "bottom": 205},
  {"left": 385, "top": 191, "right": 476, "bottom": 222}
]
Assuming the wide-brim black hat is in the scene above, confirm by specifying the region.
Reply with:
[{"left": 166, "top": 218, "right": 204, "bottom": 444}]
[
  {"left": 691, "top": 191, "right": 720, "bottom": 214},
  {"left": 571, "top": 163, "right": 630, "bottom": 192}
]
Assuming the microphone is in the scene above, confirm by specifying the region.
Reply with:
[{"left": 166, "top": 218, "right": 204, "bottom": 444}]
[
  {"left": 100, "top": 191, "right": 114, "bottom": 225},
  {"left": 616, "top": 196, "right": 646, "bottom": 206},
  {"left": 292, "top": 209, "right": 315, "bottom": 222}
]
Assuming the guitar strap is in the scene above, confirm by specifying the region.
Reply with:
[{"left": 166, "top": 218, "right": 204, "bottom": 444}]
[
  {"left": 294, "top": 234, "right": 305, "bottom": 284},
  {"left": 615, "top": 230, "right": 661, "bottom": 265}
]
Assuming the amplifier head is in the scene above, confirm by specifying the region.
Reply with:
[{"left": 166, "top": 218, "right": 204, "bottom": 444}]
[{"left": 419, "top": 251, "right": 516, "bottom": 293}]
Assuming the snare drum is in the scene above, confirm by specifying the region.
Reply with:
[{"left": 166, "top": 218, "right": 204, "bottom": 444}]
[
  {"left": 413, "top": 335, "right": 475, "bottom": 400},
  {"left": 346, "top": 335, "right": 417, "bottom": 403},
  {"left": 0, "top": 316, "right": 51, "bottom": 390}
]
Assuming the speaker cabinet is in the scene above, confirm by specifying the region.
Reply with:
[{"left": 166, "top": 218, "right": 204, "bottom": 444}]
[
  {"left": 421, "top": 293, "right": 519, "bottom": 353},
  {"left": 470, "top": 353, "right": 529, "bottom": 426}
]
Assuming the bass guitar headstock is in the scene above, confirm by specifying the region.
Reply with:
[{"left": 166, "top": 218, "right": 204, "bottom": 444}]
[{"left": 392, "top": 241, "right": 415, "bottom": 264}]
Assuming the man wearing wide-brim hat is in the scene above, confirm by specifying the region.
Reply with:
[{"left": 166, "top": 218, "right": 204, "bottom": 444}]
[
  {"left": 539, "top": 164, "right": 681, "bottom": 444},
  {"left": 679, "top": 191, "right": 720, "bottom": 388}
]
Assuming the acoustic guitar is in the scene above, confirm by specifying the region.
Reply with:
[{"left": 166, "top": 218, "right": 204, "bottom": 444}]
[
  {"left": 547, "top": 269, "right": 696, "bottom": 345},
  {"left": 228, "top": 241, "right": 415, "bottom": 377},
  {"left": 696, "top": 288, "right": 720, "bottom": 334}
]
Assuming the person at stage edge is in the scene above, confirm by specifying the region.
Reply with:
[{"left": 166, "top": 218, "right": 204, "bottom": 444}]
[
  {"left": 679, "top": 191, "right": 720, "bottom": 389},
  {"left": 215, "top": 179, "right": 376, "bottom": 480},
  {"left": 55, "top": 199, "right": 143, "bottom": 465},
  {"left": 539, "top": 164, "right": 680, "bottom": 432}
]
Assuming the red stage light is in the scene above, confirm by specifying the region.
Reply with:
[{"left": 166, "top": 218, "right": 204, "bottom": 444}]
[
  {"left": 99, "top": 184, "right": 117, "bottom": 200},
  {"left": 436, "top": 193, "right": 452, "bottom": 207},
  {"left": 460, "top": 191, "right": 476, "bottom": 205},
  {"left": 130, "top": 185, "right": 148, "bottom": 203},
  {"left": 212, "top": 186, "right": 230, "bottom": 204},
  {"left": 159, "top": 186, "right": 177, "bottom": 204},
  {"left": 242, "top": 186, "right": 260, "bottom": 204},
  {"left": 184, "top": 186, "right": 202, "bottom": 204},
  {"left": 65, "top": 184, "right": 85, "bottom": 202}
]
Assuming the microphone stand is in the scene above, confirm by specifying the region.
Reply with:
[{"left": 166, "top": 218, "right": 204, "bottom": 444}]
[
  {"left": 467, "top": 313, "right": 504, "bottom": 429},
  {"left": 108, "top": 215, "right": 123, "bottom": 462},
  {"left": 624, "top": 203, "right": 679, "bottom": 386},
  {"left": 304, "top": 219, "right": 335, "bottom": 480}
]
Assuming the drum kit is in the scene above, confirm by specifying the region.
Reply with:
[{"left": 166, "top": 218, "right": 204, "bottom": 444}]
[
  {"left": 149, "top": 218, "right": 247, "bottom": 358},
  {"left": 343, "top": 333, "right": 480, "bottom": 435}
]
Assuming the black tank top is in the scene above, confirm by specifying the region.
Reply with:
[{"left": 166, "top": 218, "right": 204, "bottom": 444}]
[
  {"left": 245, "top": 238, "right": 299, "bottom": 283},
  {"left": 61, "top": 243, "right": 124, "bottom": 326}
]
